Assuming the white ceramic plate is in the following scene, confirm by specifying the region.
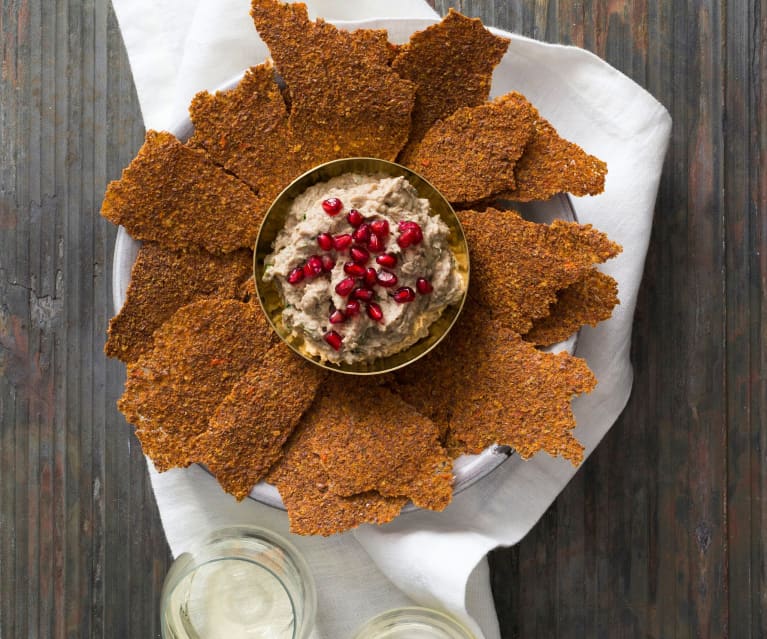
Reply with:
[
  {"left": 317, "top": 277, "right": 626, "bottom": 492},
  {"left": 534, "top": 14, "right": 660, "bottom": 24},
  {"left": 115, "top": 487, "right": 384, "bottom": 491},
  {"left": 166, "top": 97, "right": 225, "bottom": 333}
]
[{"left": 111, "top": 72, "right": 578, "bottom": 511}]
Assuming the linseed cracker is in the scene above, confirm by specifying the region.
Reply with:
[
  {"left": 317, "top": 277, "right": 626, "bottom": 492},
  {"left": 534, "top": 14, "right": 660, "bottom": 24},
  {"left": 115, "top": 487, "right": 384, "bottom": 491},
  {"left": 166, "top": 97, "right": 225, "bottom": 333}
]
[
  {"left": 101, "top": 131, "right": 265, "bottom": 253},
  {"left": 525, "top": 269, "right": 619, "bottom": 346},
  {"left": 392, "top": 10, "right": 510, "bottom": 163},
  {"left": 118, "top": 299, "right": 274, "bottom": 471},
  {"left": 459, "top": 209, "right": 621, "bottom": 334},
  {"left": 195, "top": 345, "right": 326, "bottom": 500},
  {"left": 409, "top": 93, "right": 537, "bottom": 203},
  {"left": 105, "top": 243, "right": 253, "bottom": 363},
  {"left": 308, "top": 379, "right": 453, "bottom": 511},
  {"left": 250, "top": 0, "right": 416, "bottom": 163}
]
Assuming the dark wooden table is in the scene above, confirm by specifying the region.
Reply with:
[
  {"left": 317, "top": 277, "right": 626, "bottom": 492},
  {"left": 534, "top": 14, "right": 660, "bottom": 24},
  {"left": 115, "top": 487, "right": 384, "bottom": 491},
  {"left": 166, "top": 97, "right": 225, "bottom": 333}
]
[{"left": 1, "top": 1, "right": 764, "bottom": 637}]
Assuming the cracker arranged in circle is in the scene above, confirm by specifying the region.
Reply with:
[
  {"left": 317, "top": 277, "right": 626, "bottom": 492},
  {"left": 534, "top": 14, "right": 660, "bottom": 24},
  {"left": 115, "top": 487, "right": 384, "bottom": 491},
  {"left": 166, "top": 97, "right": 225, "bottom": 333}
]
[
  {"left": 268, "top": 410, "right": 407, "bottom": 536},
  {"left": 503, "top": 118, "right": 607, "bottom": 201},
  {"left": 101, "top": 131, "right": 265, "bottom": 253},
  {"left": 194, "top": 345, "right": 326, "bottom": 501},
  {"left": 118, "top": 299, "right": 274, "bottom": 471},
  {"left": 308, "top": 378, "right": 453, "bottom": 511},
  {"left": 525, "top": 269, "right": 619, "bottom": 346},
  {"left": 393, "top": 302, "right": 596, "bottom": 464},
  {"left": 409, "top": 93, "right": 537, "bottom": 203},
  {"left": 106, "top": 243, "right": 253, "bottom": 363},
  {"left": 250, "top": 0, "right": 416, "bottom": 163},
  {"left": 392, "top": 9, "right": 510, "bottom": 162},
  {"left": 188, "top": 63, "right": 307, "bottom": 206},
  {"left": 459, "top": 208, "right": 621, "bottom": 334}
]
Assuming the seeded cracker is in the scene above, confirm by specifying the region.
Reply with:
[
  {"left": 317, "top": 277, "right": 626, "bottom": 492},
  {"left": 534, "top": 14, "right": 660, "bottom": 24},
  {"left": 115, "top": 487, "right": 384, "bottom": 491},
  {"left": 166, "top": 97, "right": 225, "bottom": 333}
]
[
  {"left": 268, "top": 409, "right": 406, "bottom": 536},
  {"left": 394, "top": 302, "right": 596, "bottom": 464},
  {"left": 118, "top": 300, "right": 274, "bottom": 471},
  {"left": 308, "top": 379, "right": 453, "bottom": 511},
  {"left": 503, "top": 118, "right": 607, "bottom": 202},
  {"left": 525, "top": 269, "right": 619, "bottom": 346},
  {"left": 458, "top": 209, "right": 621, "bottom": 334},
  {"left": 194, "top": 345, "right": 326, "bottom": 500},
  {"left": 106, "top": 244, "right": 253, "bottom": 363},
  {"left": 392, "top": 10, "right": 510, "bottom": 163},
  {"left": 250, "top": 0, "right": 416, "bottom": 163},
  {"left": 188, "top": 63, "right": 307, "bottom": 205},
  {"left": 102, "top": 131, "right": 265, "bottom": 253},
  {"left": 409, "top": 93, "right": 537, "bottom": 203}
]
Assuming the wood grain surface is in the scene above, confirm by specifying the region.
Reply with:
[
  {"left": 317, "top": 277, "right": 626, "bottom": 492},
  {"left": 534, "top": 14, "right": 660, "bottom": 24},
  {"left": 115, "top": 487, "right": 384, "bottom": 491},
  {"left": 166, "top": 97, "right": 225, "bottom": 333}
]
[{"left": 1, "top": 1, "right": 764, "bottom": 637}]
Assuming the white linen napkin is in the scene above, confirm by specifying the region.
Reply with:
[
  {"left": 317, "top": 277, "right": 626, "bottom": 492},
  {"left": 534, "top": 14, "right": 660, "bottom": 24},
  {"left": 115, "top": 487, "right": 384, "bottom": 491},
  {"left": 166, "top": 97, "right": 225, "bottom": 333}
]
[{"left": 110, "top": 1, "right": 671, "bottom": 637}]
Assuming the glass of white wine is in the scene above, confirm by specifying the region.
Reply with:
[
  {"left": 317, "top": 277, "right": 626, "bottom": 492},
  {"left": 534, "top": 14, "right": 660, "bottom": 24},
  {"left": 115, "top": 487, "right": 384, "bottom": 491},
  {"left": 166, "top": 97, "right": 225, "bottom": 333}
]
[
  {"left": 160, "top": 526, "right": 316, "bottom": 639},
  {"left": 351, "top": 607, "right": 476, "bottom": 639}
]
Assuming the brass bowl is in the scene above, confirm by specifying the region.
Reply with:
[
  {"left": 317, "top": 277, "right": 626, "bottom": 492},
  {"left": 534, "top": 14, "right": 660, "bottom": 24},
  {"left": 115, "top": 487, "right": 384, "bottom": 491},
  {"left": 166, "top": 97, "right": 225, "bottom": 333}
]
[{"left": 254, "top": 157, "right": 470, "bottom": 375}]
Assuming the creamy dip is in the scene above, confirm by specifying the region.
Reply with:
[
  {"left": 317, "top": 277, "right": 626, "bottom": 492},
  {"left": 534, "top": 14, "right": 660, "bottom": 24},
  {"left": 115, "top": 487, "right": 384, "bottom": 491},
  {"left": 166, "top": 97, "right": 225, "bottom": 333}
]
[{"left": 264, "top": 173, "right": 465, "bottom": 365}]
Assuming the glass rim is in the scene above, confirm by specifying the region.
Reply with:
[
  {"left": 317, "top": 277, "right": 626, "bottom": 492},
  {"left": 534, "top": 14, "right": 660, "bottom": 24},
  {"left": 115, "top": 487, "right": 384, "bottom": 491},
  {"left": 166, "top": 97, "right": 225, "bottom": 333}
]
[{"left": 351, "top": 606, "right": 476, "bottom": 639}]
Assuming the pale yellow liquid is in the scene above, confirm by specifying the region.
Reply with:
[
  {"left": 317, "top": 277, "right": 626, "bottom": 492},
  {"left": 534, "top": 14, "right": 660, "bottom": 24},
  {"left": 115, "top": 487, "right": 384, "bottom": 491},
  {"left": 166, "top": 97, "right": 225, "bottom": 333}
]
[{"left": 163, "top": 558, "right": 296, "bottom": 639}]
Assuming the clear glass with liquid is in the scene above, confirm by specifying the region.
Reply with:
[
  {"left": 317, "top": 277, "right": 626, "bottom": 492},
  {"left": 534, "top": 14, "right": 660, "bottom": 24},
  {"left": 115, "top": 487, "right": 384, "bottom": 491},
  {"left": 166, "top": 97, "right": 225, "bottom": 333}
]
[
  {"left": 351, "top": 607, "right": 476, "bottom": 639},
  {"left": 160, "top": 526, "right": 316, "bottom": 639}
]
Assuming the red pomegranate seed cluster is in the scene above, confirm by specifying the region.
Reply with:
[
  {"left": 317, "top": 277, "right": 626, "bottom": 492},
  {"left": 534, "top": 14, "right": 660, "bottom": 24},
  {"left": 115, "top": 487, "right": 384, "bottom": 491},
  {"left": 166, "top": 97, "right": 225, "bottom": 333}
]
[{"left": 287, "top": 198, "right": 434, "bottom": 352}]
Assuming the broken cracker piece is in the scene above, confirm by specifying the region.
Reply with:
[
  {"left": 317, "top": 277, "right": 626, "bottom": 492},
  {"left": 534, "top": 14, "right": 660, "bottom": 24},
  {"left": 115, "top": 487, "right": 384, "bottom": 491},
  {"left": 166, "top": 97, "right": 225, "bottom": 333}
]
[
  {"left": 268, "top": 412, "right": 406, "bottom": 536},
  {"left": 106, "top": 243, "right": 253, "bottom": 363},
  {"left": 102, "top": 131, "right": 265, "bottom": 253},
  {"left": 392, "top": 9, "right": 510, "bottom": 162},
  {"left": 308, "top": 378, "right": 453, "bottom": 512},
  {"left": 250, "top": 0, "right": 415, "bottom": 163},
  {"left": 525, "top": 269, "right": 619, "bottom": 346},
  {"left": 504, "top": 118, "right": 607, "bottom": 201},
  {"left": 118, "top": 299, "right": 274, "bottom": 471},
  {"left": 409, "top": 93, "right": 537, "bottom": 203},
  {"left": 195, "top": 345, "right": 325, "bottom": 500},
  {"left": 459, "top": 208, "right": 621, "bottom": 334}
]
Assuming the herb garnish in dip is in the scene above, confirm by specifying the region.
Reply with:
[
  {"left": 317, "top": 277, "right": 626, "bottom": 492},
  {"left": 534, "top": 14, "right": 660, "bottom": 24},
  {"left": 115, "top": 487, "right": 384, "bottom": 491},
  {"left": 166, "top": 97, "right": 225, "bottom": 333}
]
[{"left": 264, "top": 173, "right": 465, "bottom": 365}]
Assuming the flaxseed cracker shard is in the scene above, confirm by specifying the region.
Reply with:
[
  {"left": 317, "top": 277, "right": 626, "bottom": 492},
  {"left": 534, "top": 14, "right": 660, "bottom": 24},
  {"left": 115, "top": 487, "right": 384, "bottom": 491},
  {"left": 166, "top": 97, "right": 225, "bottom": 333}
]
[
  {"left": 393, "top": 301, "right": 596, "bottom": 464},
  {"left": 408, "top": 93, "right": 537, "bottom": 203},
  {"left": 392, "top": 9, "right": 510, "bottom": 163},
  {"left": 194, "top": 345, "right": 326, "bottom": 501},
  {"left": 268, "top": 411, "right": 406, "bottom": 536},
  {"left": 459, "top": 208, "right": 621, "bottom": 335},
  {"left": 188, "top": 63, "right": 307, "bottom": 206},
  {"left": 105, "top": 243, "right": 253, "bottom": 363},
  {"left": 308, "top": 379, "right": 453, "bottom": 511},
  {"left": 117, "top": 300, "right": 274, "bottom": 471},
  {"left": 504, "top": 118, "right": 607, "bottom": 201},
  {"left": 525, "top": 269, "right": 619, "bottom": 346},
  {"left": 101, "top": 131, "right": 265, "bottom": 253},
  {"left": 250, "top": 0, "right": 416, "bottom": 164}
]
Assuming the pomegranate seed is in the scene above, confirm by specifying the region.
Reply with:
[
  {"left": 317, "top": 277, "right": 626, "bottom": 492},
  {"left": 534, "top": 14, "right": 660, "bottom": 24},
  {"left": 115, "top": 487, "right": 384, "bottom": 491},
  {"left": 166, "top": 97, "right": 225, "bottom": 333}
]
[
  {"left": 347, "top": 209, "right": 364, "bottom": 227},
  {"left": 335, "top": 277, "right": 356, "bottom": 297},
  {"left": 350, "top": 246, "right": 370, "bottom": 264},
  {"left": 353, "top": 223, "right": 371, "bottom": 244},
  {"left": 367, "top": 233, "right": 384, "bottom": 253},
  {"left": 364, "top": 267, "right": 378, "bottom": 287},
  {"left": 323, "top": 330, "right": 343, "bottom": 351},
  {"left": 333, "top": 233, "right": 353, "bottom": 250},
  {"left": 398, "top": 220, "right": 420, "bottom": 231},
  {"left": 397, "top": 227, "right": 423, "bottom": 248},
  {"left": 317, "top": 232, "right": 334, "bottom": 251},
  {"left": 343, "top": 262, "right": 366, "bottom": 277},
  {"left": 329, "top": 310, "right": 346, "bottom": 324},
  {"left": 321, "top": 254, "right": 336, "bottom": 272},
  {"left": 371, "top": 219, "right": 390, "bottom": 237},
  {"left": 376, "top": 269, "right": 398, "bottom": 288},
  {"left": 345, "top": 300, "right": 360, "bottom": 317},
  {"left": 287, "top": 266, "right": 305, "bottom": 285},
  {"left": 416, "top": 277, "right": 433, "bottom": 294},
  {"left": 352, "top": 287, "right": 374, "bottom": 302},
  {"left": 376, "top": 253, "right": 397, "bottom": 268},
  {"left": 366, "top": 302, "right": 384, "bottom": 322},
  {"left": 393, "top": 286, "right": 416, "bottom": 303},
  {"left": 322, "top": 198, "right": 343, "bottom": 215},
  {"left": 304, "top": 255, "right": 324, "bottom": 277}
]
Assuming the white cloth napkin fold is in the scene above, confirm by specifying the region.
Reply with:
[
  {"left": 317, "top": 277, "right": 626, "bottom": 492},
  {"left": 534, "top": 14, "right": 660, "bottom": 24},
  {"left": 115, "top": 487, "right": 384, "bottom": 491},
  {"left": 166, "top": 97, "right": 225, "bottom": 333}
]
[{"left": 110, "top": 1, "right": 671, "bottom": 637}]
